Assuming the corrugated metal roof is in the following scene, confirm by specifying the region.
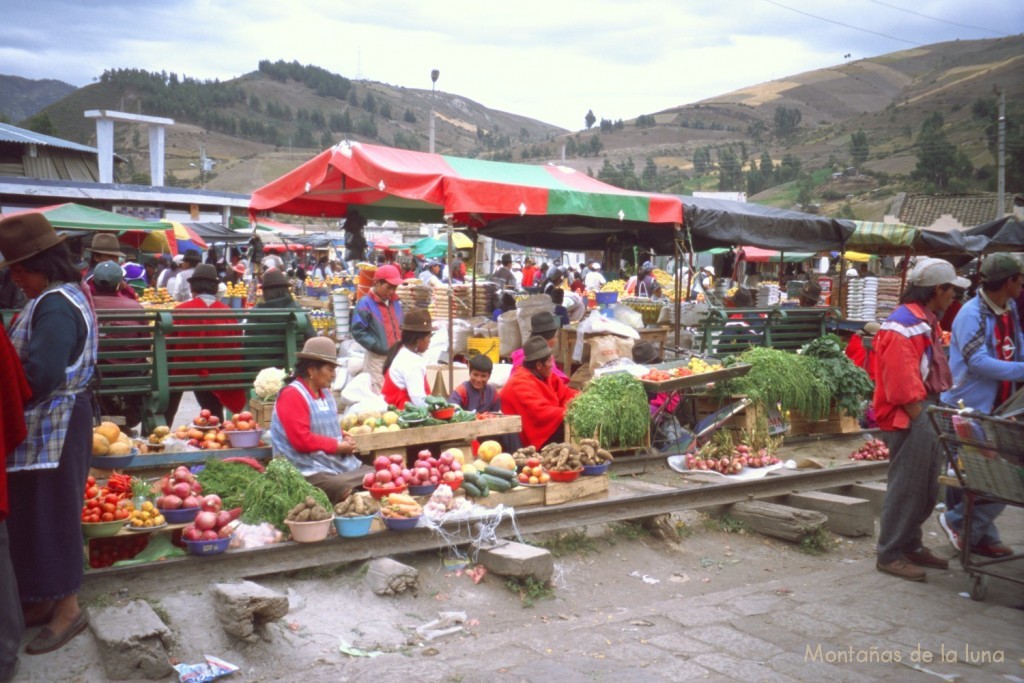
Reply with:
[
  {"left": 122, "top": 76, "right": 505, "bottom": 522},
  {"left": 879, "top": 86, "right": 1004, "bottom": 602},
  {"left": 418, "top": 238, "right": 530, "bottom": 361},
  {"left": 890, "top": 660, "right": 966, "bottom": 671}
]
[{"left": 0, "top": 122, "right": 100, "bottom": 155}]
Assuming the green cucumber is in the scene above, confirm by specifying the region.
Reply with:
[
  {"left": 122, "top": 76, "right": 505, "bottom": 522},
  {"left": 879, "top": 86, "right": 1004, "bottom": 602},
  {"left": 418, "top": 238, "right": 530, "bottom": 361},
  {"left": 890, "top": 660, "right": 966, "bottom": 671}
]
[
  {"left": 462, "top": 469, "right": 481, "bottom": 485},
  {"left": 480, "top": 473, "right": 512, "bottom": 492},
  {"left": 483, "top": 466, "right": 517, "bottom": 481},
  {"left": 462, "top": 481, "right": 482, "bottom": 497}
]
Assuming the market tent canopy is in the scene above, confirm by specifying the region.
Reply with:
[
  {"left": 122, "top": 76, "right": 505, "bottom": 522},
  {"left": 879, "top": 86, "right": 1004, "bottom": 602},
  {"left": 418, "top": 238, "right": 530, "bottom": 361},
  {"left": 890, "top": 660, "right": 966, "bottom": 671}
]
[
  {"left": 964, "top": 215, "right": 1024, "bottom": 253},
  {"left": 846, "top": 221, "right": 918, "bottom": 252},
  {"left": 739, "top": 246, "right": 817, "bottom": 263},
  {"left": 187, "top": 222, "right": 251, "bottom": 243},
  {"left": 249, "top": 140, "right": 683, "bottom": 252},
  {"left": 677, "top": 195, "right": 854, "bottom": 252},
  {"left": 230, "top": 215, "right": 308, "bottom": 236},
  {"left": 3, "top": 203, "right": 165, "bottom": 234}
]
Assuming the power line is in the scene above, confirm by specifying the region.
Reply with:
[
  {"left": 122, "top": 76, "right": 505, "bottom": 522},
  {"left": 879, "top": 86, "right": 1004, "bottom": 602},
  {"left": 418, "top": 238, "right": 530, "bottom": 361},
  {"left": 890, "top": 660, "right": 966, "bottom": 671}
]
[
  {"left": 762, "top": 0, "right": 923, "bottom": 46},
  {"left": 862, "top": 0, "right": 1003, "bottom": 36}
]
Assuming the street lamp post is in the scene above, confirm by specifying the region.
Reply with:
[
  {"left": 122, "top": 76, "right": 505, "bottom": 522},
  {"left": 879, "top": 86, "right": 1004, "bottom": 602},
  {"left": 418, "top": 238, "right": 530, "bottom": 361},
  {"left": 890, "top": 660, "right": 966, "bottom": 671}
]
[{"left": 429, "top": 69, "right": 439, "bottom": 154}]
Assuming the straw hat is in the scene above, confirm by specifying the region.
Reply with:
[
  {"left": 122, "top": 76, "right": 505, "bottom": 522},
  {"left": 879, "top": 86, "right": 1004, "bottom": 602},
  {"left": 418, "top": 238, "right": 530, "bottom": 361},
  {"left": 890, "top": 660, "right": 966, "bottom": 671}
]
[
  {"left": 90, "top": 233, "right": 125, "bottom": 259},
  {"left": 0, "top": 213, "right": 67, "bottom": 269},
  {"left": 401, "top": 307, "right": 433, "bottom": 332},
  {"left": 522, "top": 336, "right": 553, "bottom": 363},
  {"left": 295, "top": 337, "right": 340, "bottom": 365}
]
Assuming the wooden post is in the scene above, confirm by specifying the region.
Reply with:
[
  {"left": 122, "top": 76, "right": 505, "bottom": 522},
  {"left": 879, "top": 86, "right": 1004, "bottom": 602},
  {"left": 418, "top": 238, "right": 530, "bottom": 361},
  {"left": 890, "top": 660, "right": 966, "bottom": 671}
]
[{"left": 446, "top": 218, "right": 455, "bottom": 395}]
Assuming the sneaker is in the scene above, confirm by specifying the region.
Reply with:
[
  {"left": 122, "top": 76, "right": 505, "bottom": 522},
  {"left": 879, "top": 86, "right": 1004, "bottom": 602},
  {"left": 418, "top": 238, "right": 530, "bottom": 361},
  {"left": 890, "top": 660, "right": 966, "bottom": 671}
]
[
  {"left": 903, "top": 547, "right": 949, "bottom": 569},
  {"left": 937, "top": 512, "right": 961, "bottom": 552},
  {"left": 971, "top": 542, "right": 1014, "bottom": 558},
  {"left": 876, "top": 558, "right": 927, "bottom": 582}
]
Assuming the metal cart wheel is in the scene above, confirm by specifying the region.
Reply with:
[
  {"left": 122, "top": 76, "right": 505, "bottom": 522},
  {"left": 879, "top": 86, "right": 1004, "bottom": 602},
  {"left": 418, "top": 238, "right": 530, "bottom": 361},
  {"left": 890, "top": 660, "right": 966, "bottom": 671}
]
[{"left": 969, "top": 573, "right": 989, "bottom": 601}]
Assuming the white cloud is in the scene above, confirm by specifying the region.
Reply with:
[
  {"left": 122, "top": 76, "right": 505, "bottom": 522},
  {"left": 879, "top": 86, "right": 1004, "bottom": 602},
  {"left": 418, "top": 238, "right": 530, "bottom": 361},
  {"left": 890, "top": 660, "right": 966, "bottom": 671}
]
[{"left": 3, "top": 0, "right": 1020, "bottom": 130}]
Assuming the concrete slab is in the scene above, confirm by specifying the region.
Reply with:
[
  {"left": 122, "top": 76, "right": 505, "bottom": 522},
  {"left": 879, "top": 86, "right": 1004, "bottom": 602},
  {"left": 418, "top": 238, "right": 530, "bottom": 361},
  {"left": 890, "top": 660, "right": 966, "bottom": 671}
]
[{"left": 476, "top": 541, "right": 554, "bottom": 583}]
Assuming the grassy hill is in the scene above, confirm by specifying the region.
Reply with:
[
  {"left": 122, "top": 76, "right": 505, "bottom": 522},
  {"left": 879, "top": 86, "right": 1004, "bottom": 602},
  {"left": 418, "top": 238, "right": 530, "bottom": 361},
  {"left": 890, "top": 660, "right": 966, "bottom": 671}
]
[
  {"left": 0, "top": 74, "right": 77, "bottom": 123},
  {"left": 20, "top": 37, "right": 1024, "bottom": 218}
]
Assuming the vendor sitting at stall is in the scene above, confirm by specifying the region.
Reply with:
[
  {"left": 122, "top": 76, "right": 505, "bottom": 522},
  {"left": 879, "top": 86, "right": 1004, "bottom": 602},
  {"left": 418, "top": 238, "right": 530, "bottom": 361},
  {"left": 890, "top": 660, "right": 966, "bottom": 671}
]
[
  {"left": 798, "top": 281, "right": 822, "bottom": 307},
  {"left": 448, "top": 354, "right": 502, "bottom": 413},
  {"left": 510, "top": 311, "right": 569, "bottom": 384},
  {"left": 637, "top": 261, "right": 663, "bottom": 299},
  {"left": 500, "top": 336, "right": 579, "bottom": 448},
  {"left": 269, "top": 337, "right": 368, "bottom": 504},
  {"left": 381, "top": 308, "right": 434, "bottom": 410},
  {"left": 492, "top": 291, "right": 517, "bottom": 322}
]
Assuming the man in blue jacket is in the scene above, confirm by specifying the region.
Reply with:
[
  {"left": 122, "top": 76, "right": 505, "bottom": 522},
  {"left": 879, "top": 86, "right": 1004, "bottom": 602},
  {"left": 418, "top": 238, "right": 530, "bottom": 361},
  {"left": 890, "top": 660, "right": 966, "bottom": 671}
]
[
  {"left": 939, "top": 253, "right": 1023, "bottom": 559},
  {"left": 351, "top": 264, "right": 404, "bottom": 393}
]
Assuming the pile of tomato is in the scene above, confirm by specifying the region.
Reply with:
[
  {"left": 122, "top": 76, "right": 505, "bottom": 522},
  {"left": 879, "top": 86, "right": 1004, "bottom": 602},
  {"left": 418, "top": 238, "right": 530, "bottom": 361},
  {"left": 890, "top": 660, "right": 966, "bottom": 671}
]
[
  {"left": 87, "top": 535, "right": 149, "bottom": 569},
  {"left": 81, "top": 475, "right": 131, "bottom": 524},
  {"left": 640, "top": 367, "right": 695, "bottom": 382}
]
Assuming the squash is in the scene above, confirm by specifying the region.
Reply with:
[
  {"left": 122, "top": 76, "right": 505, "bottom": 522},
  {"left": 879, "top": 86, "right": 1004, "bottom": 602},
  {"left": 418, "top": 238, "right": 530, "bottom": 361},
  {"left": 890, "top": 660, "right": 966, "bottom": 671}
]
[
  {"left": 489, "top": 453, "right": 516, "bottom": 471},
  {"left": 477, "top": 440, "right": 502, "bottom": 462}
]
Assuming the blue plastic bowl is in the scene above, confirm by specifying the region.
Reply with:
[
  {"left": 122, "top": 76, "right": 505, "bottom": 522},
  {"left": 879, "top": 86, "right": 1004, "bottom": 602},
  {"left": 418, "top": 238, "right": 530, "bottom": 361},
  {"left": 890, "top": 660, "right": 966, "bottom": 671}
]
[
  {"left": 158, "top": 506, "right": 200, "bottom": 525},
  {"left": 184, "top": 535, "right": 232, "bottom": 556},
  {"left": 408, "top": 483, "right": 438, "bottom": 497},
  {"left": 582, "top": 462, "right": 611, "bottom": 476},
  {"left": 595, "top": 291, "right": 618, "bottom": 306},
  {"left": 91, "top": 448, "right": 138, "bottom": 470},
  {"left": 333, "top": 514, "right": 375, "bottom": 538},
  {"left": 381, "top": 514, "right": 421, "bottom": 531}
]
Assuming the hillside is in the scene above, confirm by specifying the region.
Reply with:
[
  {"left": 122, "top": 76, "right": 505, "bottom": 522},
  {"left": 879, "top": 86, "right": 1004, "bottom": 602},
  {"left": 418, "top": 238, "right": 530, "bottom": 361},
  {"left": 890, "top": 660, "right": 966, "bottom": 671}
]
[
  {"left": 17, "top": 37, "right": 1024, "bottom": 217},
  {"left": 0, "top": 74, "right": 77, "bottom": 123}
]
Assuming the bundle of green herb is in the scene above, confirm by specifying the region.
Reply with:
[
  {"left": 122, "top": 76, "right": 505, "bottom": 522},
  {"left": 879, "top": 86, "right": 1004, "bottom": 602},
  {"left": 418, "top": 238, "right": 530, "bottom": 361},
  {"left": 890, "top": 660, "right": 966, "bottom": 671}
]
[
  {"left": 196, "top": 459, "right": 263, "bottom": 510},
  {"left": 241, "top": 458, "right": 331, "bottom": 530},
  {"left": 800, "top": 334, "right": 874, "bottom": 418},
  {"left": 713, "top": 347, "right": 832, "bottom": 421},
  {"left": 565, "top": 373, "right": 650, "bottom": 449}
]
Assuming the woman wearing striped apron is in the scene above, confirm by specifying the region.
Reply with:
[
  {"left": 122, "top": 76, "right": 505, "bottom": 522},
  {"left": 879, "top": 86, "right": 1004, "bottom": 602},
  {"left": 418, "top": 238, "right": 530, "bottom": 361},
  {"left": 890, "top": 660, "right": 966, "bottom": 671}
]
[
  {"left": 270, "top": 337, "right": 370, "bottom": 503},
  {"left": 0, "top": 213, "right": 97, "bottom": 656}
]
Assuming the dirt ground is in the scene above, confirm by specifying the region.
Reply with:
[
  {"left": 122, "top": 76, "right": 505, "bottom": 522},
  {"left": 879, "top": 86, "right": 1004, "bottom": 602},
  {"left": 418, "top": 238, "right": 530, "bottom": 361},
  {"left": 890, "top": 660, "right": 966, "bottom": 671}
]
[{"left": 13, "top": 426, "right": 1024, "bottom": 682}]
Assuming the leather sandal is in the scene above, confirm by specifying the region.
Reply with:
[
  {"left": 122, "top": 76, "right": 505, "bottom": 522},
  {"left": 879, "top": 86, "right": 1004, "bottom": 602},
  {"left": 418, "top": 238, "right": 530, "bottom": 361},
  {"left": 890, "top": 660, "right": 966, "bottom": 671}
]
[{"left": 25, "top": 610, "right": 89, "bottom": 655}]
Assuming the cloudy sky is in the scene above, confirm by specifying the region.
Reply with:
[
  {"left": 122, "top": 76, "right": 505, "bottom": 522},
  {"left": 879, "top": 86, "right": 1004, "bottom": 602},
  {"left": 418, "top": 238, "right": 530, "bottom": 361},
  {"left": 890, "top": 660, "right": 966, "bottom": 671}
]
[{"left": 4, "top": 0, "right": 1021, "bottom": 130}]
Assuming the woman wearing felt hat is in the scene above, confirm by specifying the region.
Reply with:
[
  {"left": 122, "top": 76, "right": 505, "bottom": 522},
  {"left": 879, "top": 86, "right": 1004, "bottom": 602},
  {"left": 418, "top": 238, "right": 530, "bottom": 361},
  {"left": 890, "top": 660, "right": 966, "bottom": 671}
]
[
  {"left": 381, "top": 308, "right": 434, "bottom": 410},
  {"left": 270, "top": 337, "right": 368, "bottom": 504},
  {"left": 500, "top": 336, "right": 579, "bottom": 449},
  {"left": 509, "top": 310, "right": 570, "bottom": 385},
  {"left": 0, "top": 213, "right": 96, "bottom": 655}
]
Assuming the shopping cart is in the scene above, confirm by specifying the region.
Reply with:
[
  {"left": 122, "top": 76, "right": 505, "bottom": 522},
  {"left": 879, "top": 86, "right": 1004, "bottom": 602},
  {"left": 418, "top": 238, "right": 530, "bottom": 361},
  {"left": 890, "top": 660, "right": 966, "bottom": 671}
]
[{"left": 928, "top": 405, "right": 1024, "bottom": 600}]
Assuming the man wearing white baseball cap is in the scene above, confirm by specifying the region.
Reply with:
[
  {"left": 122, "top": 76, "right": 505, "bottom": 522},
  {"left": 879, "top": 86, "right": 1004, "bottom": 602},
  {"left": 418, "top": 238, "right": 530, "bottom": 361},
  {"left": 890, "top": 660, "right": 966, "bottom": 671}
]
[{"left": 873, "top": 257, "right": 967, "bottom": 582}]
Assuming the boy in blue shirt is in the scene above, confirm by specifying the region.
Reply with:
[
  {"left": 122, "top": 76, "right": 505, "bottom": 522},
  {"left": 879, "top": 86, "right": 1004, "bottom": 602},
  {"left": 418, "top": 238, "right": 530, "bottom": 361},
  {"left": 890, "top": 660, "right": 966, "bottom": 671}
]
[{"left": 449, "top": 354, "right": 501, "bottom": 413}]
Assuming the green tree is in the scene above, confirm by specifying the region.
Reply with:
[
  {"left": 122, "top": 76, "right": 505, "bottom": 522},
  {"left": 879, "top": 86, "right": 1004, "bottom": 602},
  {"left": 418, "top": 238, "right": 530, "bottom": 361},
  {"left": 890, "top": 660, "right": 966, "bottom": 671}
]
[
  {"left": 797, "top": 175, "right": 816, "bottom": 206},
  {"left": 642, "top": 157, "right": 658, "bottom": 187},
  {"left": 717, "top": 147, "right": 743, "bottom": 191},
  {"left": 693, "top": 147, "right": 712, "bottom": 175},
  {"left": 777, "top": 154, "right": 802, "bottom": 183},
  {"left": 773, "top": 106, "right": 802, "bottom": 138},
  {"left": 584, "top": 109, "right": 596, "bottom": 130},
  {"left": 403, "top": 108, "right": 417, "bottom": 123},
  {"left": 849, "top": 129, "right": 869, "bottom": 165},
  {"left": 24, "top": 112, "right": 57, "bottom": 136},
  {"left": 759, "top": 151, "right": 774, "bottom": 176},
  {"left": 912, "top": 113, "right": 972, "bottom": 190}
]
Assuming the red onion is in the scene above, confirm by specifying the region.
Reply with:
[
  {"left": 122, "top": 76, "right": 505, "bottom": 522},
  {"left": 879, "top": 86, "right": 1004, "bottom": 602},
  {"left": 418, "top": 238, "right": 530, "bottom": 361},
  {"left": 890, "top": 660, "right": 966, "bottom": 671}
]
[{"left": 195, "top": 511, "right": 218, "bottom": 531}]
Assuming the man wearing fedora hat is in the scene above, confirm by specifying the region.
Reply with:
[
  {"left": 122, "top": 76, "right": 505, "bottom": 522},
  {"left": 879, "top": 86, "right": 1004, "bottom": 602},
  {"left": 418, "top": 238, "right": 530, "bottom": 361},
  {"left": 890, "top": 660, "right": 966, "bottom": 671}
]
[
  {"left": 0, "top": 212, "right": 97, "bottom": 655},
  {"left": 500, "top": 335, "right": 578, "bottom": 448},
  {"left": 381, "top": 308, "right": 434, "bottom": 410},
  {"left": 510, "top": 310, "right": 569, "bottom": 385},
  {"left": 798, "top": 280, "right": 822, "bottom": 307},
  {"left": 164, "top": 263, "right": 247, "bottom": 425},
  {"left": 270, "top": 337, "right": 367, "bottom": 504},
  {"left": 351, "top": 263, "right": 405, "bottom": 393},
  {"left": 85, "top": 233, "right": 138, "bottom": 301},
  {"left": 91, "top": 262, "right": 147, "bottom": 429},
  {"left": 254, "top": 269, "right": 315, "bottom": 341}
]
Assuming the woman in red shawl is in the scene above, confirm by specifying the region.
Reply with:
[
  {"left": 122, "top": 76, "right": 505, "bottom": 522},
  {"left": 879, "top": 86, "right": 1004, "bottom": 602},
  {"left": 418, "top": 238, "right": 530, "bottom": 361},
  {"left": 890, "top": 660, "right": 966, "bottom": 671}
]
[{"left": 500, "top": 336, "right": 578, "bottom": 448}]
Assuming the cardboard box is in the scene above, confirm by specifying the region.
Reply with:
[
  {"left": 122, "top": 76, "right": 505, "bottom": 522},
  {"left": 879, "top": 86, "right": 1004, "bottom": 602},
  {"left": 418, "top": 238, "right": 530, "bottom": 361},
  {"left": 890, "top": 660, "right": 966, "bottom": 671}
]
[{"left": 545, "top": 474, "right": 609, "bottom": 506}]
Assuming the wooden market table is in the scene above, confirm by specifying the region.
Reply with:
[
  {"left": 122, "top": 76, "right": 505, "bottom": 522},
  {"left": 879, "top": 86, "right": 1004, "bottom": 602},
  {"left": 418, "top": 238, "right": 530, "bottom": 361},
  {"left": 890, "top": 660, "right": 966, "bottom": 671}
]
[
  {"left": 557, "top": 324, "right": 671, "bottom": 372},
  {"left": 351, "top": 415, "right": 522, "bottom": 458}
]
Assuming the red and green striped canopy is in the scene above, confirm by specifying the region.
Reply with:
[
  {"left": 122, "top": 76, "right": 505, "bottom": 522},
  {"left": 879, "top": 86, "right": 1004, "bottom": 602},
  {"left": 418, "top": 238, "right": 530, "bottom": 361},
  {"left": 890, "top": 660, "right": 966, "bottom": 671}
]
[{"left": 249, "top": 141, "right": 683, "bottom": 251}]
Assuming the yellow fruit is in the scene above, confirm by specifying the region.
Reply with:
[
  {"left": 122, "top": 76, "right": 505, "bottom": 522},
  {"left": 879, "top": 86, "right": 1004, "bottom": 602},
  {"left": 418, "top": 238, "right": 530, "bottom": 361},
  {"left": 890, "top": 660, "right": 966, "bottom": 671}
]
[
  {"left": 374, "top": 426, "right": 389, "bottom": 433},
  {"left": 382, "top": 411, "right": 399, "bottom": 426},
  {"left": 95, "top": 421, "right": 121, "bottom": 444},
  {"left": 478, "top": 440, "right": 502, "bottom": 463},
  {"left": 387, "top": 424, "right": 401, "bottom": 432},
  {"left": 107, "top": 441, "right": 131, "bottom": 456},
  {"left": 154, "top": 426, "right": 170, "bottom": 437},
  {"left": 363, "top": 417, "right": 378, "bottom": 429},
  {"left": 92, "top": 433, "right": 110, "bottom": 456},
  {"left": 490, "top": 453, "right": 516, "bottom": 471},
  {"left": 445, "top": 448, "right": 465, "bottom": 466}
]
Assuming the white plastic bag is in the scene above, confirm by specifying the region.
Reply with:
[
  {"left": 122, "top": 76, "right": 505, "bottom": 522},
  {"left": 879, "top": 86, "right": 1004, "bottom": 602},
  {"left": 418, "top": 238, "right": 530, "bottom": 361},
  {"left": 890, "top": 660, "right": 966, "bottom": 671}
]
[
  {"left": 341, "top": 373, "right": 388, "bottom": 415},
  {"left": 572, "top": 310, "right": 640, "bottom": 362}
]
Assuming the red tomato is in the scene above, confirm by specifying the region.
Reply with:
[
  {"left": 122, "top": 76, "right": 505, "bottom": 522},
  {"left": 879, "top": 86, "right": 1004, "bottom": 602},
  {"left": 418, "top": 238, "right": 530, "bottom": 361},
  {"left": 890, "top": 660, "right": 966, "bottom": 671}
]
[
  {"left": 86, "top": 476, "right": 96, "bottom": 486},
  {"left": 101, "top": 512, "right": 114, "bottom": 522},
  {"left": 104, "top": 494, "right": 119, "bottom": 505},
  {"left": 101, "top": 503, "right": 116, "bottom": 514}
]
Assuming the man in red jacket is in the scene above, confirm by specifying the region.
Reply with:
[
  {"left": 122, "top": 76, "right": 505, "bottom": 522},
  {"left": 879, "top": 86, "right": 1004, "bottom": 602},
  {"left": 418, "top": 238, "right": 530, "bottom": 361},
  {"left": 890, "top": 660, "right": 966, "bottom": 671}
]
[
  {"left": 500, "top": 336, "right": 578, "bottom": 448},
  {"left": 873, "top": 257, "right": 965, "bottom": 582}
]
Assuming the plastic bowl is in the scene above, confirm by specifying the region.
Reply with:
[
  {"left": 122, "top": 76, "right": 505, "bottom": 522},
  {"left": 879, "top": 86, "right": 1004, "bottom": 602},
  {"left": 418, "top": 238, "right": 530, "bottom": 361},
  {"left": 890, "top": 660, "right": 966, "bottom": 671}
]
[
  {"left": 158, "top": 506, "right": 200, "bottom": 525},
  {"left": 184, "top": 535, "right": 232, "bottom": 556},
  {"left": 91, "top": 448, "right": 138, "bottom": 470},
  {"left": 226, "top": 429, "right": 263, "bottom": 448},
  {"left": 81, "top": 519, "right": 126, "bottom": 538},
  {"left": 333, "top": 514, "right": 374, "bottom": 538},
  {"left": 430, "top": 406, "right": 455, "bottom": 420},
  {"left": 408, "top": 483, "right": 438, "bottom": 497},
  {"left": 365, "top": 483, "right": 408, "bottom": 500},
  {"left": 381, "top": 514, "right": 421, "bottom": 531},
  {"left": 582, "top": 462, "right": 611, "bottom": 476},
  {"left": 595, "top": 291, "right": 618, "bottom": 306},
  {"left": 286, "top": 516, "right": 334, "bottom": 543},
  {"left": 547, "top": 468, "right": 582, "bottom": 483}
]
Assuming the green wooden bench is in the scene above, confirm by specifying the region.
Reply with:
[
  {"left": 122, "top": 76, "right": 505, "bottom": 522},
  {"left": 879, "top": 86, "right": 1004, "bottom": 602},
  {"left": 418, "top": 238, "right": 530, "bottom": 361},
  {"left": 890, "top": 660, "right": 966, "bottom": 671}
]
[
  {"left": 3, "top": 307, "right": 311, "bottom": 433},
  {"left": 698, "top": 306, "right": 836, "bottom": 357}
]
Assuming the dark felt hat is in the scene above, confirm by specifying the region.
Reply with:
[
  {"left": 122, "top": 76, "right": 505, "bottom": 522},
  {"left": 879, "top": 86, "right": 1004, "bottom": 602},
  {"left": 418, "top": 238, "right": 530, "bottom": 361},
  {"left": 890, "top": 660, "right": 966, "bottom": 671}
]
[
  {"left": 727, "top": 288, "right": 754, "bottom": 307},
  {"left": 401, "top": 307, "right": 433, "bottom": 332},
  {"left": 632, "top": 341, "right": 662, "bottom": 365},
  {"left": 295, "top": 337, "right": 340, "bottom": 365},
  {"left": 530, "top": 310, "right": 560, "bottom": 334},
  {"left": 262, "top": 269, "right": 290, "bottom": 289},
  {"left": 0, "top": 213, "right": 67, "bottom": 269},
  {"left": 188, "top": 263, "right": 219, "bottom": 283},
  {"left": 522, "top": 335, "right": 553, "bottom": 363},
  {"left": 90, "top": 232, "right": 125, "bottom": 258}
]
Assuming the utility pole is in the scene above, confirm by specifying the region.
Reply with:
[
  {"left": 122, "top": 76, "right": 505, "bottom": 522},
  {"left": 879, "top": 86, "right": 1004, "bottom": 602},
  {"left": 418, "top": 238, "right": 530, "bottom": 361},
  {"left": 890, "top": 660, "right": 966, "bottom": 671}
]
[
  {"left": 995, "top": 86, "right": 1006, "bottom": 220},
  {"left": 429, "top": 69, "right": 439, "bottom": 154}
]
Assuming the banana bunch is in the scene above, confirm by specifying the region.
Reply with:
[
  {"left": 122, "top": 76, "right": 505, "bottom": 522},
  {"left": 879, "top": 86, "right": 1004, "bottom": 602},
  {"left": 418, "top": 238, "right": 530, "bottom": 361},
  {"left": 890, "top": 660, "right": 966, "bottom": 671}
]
[
  {"left": 601, "top": 280, "right": 626, "bottom": 293},
  {"left": 652, "top": 268, "right": 675, "bottom": 287}
]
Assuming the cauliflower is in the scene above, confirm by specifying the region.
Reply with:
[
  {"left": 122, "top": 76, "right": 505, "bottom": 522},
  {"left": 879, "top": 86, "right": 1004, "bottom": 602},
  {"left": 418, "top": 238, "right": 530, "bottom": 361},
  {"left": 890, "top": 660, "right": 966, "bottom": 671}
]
[{"left": 253, "top": 367, "right": 287, "bottom": 400}]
